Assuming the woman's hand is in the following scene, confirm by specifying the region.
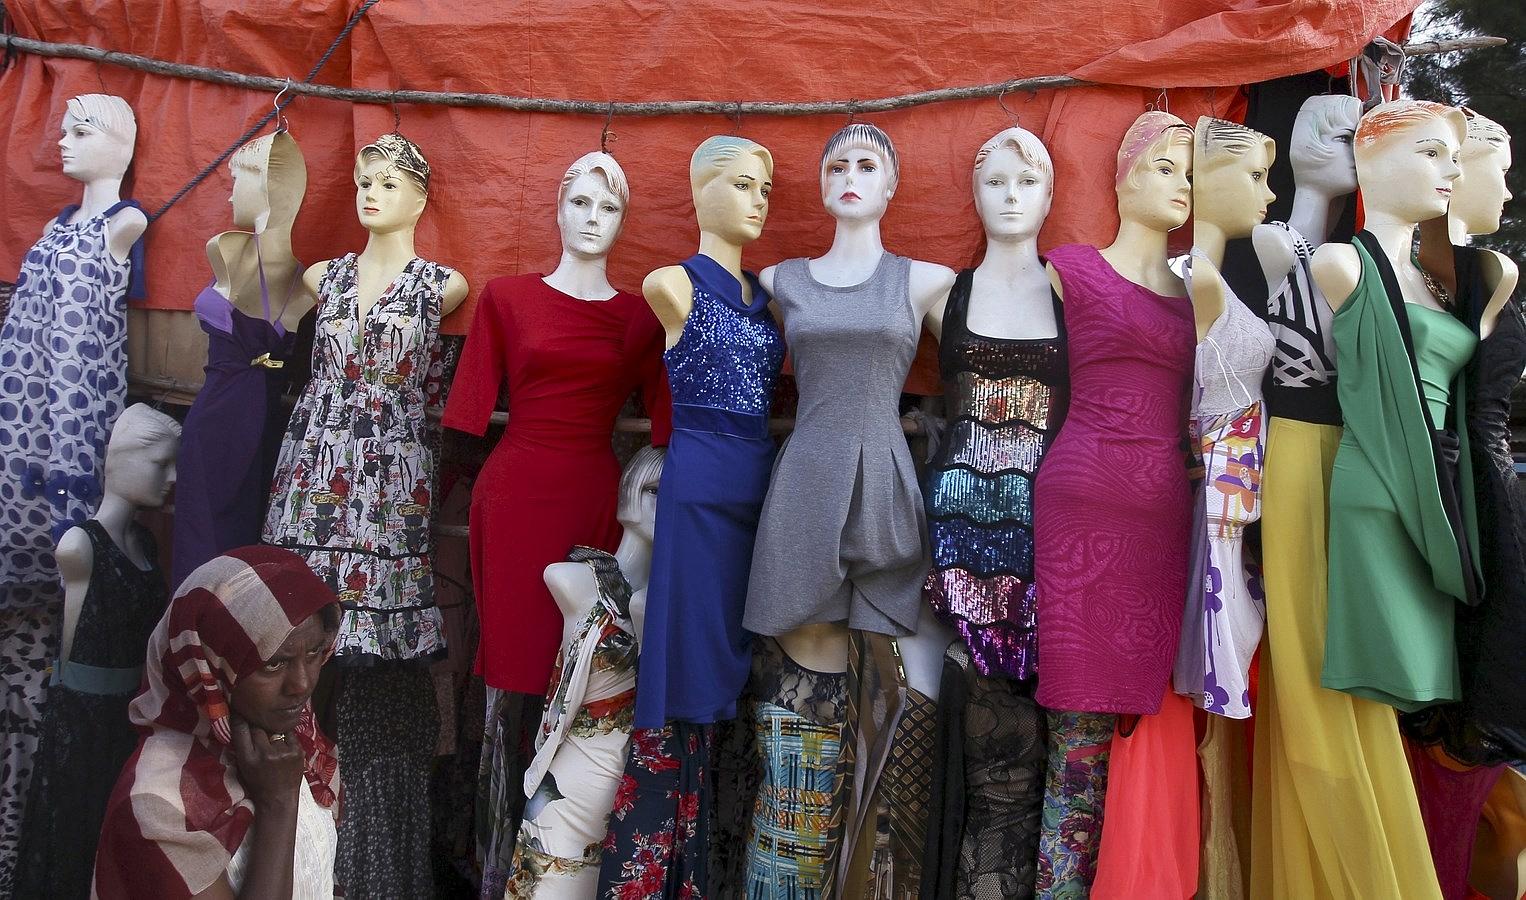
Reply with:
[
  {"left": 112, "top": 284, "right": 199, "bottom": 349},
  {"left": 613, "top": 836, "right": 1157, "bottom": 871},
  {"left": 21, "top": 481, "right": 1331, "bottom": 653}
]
[{"left": 229, "top": 717, "right": 305, "bottom": 810}]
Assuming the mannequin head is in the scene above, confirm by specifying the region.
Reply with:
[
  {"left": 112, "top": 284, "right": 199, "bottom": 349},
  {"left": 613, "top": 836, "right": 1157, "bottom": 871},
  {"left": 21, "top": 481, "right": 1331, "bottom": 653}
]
[
  {"left": 57, "top": 94, "right": 136, "bottom": 183},
  {"left": 616, "top": 445, "right": 665, "bottom": 544},
  {"left": 1115, "top": 111, "right": 1194, "bottom": 232},
  {"left": 228, "top": 131, "right": 307, "bottom": 233},
  {"left": 353, "top": 133, "right": 430, "bottom": 234},
  {"left": 690, "top": 136, "right": 774, "bottom": 245},
  {"left": 971, "top": 126, "right": 1054, "bottom": 241},
  {"left": 556, "top": 151, "right": 629, "bottom": 259},
  {"left": 1449, "top": 109, "right": 1512, "bottom": 236},
  {"left": 1354, "top": 100, "right": 1466, "bottom": 227},
  {"left": 1289, "top": 95, "right": 1362, "bottom": 197},
  {"left": 820, "top": 123, "right": 899, "bottom": 222},
  {"left": 103, "top": 403, "right": 181, "bottom": 510},
  {"left": 1193, "top": 117, "right": 1276, "bottom": 239}
]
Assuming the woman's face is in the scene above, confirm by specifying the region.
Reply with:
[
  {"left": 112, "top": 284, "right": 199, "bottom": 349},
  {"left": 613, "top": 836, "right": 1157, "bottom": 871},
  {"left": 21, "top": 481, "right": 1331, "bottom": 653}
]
[
  {"left": 821, "top": 147, "right": 893, "bottom": 222},
  {"left": 557, "top": 170, "right": 625, "bottom": 260},
  {"left": 1358, "top": 117, "right": 1463, "bottom": 225},
  {"left": 974, "top": 145, "right": 1052, "bottom": 241},
  {"left": 230, "top": 612, "right": 335, "bottom": 735},
  {"left": 1117, "top": 135, "right": 1193, "bottom": 232},
  {"left": 354, "top": 156, "right": 427, "bottom": 234},
  {"left": 695, "top": 153, "right": 771, "bottom": 244}
]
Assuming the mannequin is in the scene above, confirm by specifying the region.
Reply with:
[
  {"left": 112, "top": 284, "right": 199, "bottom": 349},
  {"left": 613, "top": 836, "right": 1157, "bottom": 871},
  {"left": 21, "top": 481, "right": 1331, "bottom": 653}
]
[
  {"left": 919, "top": 126, "right": 1062, "bottom": 899},
  {"left": 599, "top": 136, "right": 782, "bottom": 899},
  {"left": 12, "top": 404, "right": 176, "bottom": 899},
  {"left": 264, "top": 132, "right": 466, "bottom": 899},
  {"left": 1032, "top": 111, "right": 1197, "bottom": 897},
  {"left": 507, "top": 447, "right": 662, "bottom": 900},
  {"left": 173, "top": 130, "right": 311, "bottom": 588},
  {"left": 442, "top": 152, "right": 669, "bottom": 898}
]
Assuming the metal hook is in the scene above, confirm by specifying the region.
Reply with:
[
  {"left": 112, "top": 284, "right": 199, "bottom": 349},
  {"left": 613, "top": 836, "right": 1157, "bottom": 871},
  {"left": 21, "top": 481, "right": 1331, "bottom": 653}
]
[
  {"left": 600, "top": 102, "right": 616, "bottom": 154},
  {"left": 1150, "top": 88, "right": 1169, "bottom": 114},
  {"left": 996, "top": 86, "right": 1019, "bottom": 125},
  {"left": 272, "top": 77, "right": 293, "bottom": 133}
]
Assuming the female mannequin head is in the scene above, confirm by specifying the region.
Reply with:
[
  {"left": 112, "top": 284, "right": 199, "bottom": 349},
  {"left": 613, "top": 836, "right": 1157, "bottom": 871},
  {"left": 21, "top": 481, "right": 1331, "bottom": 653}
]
[
  {"left": 556, "top": 151, "right": 630, "bottom": 259},
  {"left": 1450, "top": 109, "right": 1512, "bottom": 236},
  {"left": 1115, "top": 111, "right": 1194, "bottom": 232},
  {"left": 1193, "top": 117, "right": 1276, "bottom": 239},
  {"left": 353, "top": 132, "right": 431, "bottom": 234},
  {"left": 820, "top": 123, "right": 899, "bottom": 222},
  {"left": 615, "top": 445, "right": 666, "bottom": 543},
  {"left": 972, "top": 125, "right": 1054, "bottom": 241},
  {"left": 228, "top": 131, "right": 307, "bottom": 234},
  {"left": 103, "top": 403, "right": 181, "bottom": 510},
  {"left": 1289, "top": 95, "right": 1362, "bottom": 197},
  {"left": 58, "top": 94, "right": 136, "bottom": 184},
  {"left": 1353, "top": 100, "right": 1466, "bottom": 227},
  {"left": 689, "top": 135, "right": 774, "bottom": 244}
]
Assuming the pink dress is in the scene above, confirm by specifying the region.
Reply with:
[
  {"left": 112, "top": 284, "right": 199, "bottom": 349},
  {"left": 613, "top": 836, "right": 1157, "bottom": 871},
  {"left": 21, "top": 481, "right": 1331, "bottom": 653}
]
[{"left": 1033, "top": 243, "right": 1195, "bottom": 715}]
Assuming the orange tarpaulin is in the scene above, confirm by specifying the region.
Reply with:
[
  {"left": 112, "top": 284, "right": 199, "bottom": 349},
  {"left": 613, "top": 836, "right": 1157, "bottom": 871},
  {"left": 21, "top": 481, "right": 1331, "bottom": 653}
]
[{"left": 0, "top": 0, "right": 1416, "bottom": 388}]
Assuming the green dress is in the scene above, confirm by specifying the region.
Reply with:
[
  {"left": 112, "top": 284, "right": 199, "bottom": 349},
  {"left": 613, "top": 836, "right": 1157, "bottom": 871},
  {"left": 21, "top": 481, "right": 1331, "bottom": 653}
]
[{"left": 1323, "top": 234, "right": 1481, "bottom": 711}]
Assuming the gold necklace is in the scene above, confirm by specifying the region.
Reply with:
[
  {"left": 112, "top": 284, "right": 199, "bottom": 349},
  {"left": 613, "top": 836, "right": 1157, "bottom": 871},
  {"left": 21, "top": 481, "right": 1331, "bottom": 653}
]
[{"left": 1415, "top": 266, "right": 1453, "bottom": 309}]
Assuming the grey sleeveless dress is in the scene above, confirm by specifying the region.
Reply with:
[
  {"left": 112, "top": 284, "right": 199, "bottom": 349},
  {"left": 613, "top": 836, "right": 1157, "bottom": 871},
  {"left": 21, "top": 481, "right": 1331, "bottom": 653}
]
[{"left": 744, "top": 252, "right": 929, "bottom": 637}]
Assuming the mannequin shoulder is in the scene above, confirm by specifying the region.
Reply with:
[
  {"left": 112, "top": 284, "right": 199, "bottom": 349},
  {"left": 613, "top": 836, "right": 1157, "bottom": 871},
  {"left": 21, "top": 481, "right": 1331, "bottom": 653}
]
[
  {"left": 907, "top": 260, "right": 957, "bottom": 299},
  {"left": 1251, "top": 223, "right": 1297, "bottom": 282},
  {"left": 1479, "top": 248, "right": 1519, "bottom": 294},
  {"left": 543, "top": 561, "right": 598, "bottom": 608},
  {"left": 758, "top": 263, "right": 778, "bottom": 296},
  {"left": 642, "top": 265, "right": 695, "bottom": 331},
  {"left": 303, "top": 259, "right": 335, "bottom": 296},
  {"left": 441, "top": 269, "right": 470, "bottom": 315},
  {"left": 106, "top": 204, "right": 148, "bottom": 262},
  {"left": 55, "top": 526, "right": 94, "bottom": 580},
  {"left": 1044, "top": 260, "right": 1065, "bottom": 302},
  {"left": 1310, "top": 243, "right": 1361, "bottom": 311}
]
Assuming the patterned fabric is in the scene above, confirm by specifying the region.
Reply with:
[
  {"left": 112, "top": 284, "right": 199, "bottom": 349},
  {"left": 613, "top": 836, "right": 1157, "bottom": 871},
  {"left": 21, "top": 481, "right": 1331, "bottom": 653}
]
[
  {"left": 1035, "top": 710, "right": 1114, "bottom": 898},
  {"left": 597, "top": 723, "right": 715, "bottom": 899},
  {"left": 744, "top": 636, "right": 847, "bottom": 900},
  {"left": 477, "top": 687, "right": 543, "bottom": 898},
  {"left": 1262, "top": 221, "right": 1342, "bottom": 424},
  {"left": 864, "top": 688, "right": 936, "bottom": 898},
  {"left": 93, "top": 547, "right": 341, "bottom": 900},
  {"left": 0, "top": 596, "right": 58, "bottom": 895},
  {"left": 923, "top": 268, "right": 1067, "bottom": 680},
  {"left": 507, "top": 548, "right": 639, "bottom": 899},
  {"left": 264, "top": 252, "right": 452, "bottom": 662},
  {"left": 0, "top": 202, "right": 137, "bottom": 598}
]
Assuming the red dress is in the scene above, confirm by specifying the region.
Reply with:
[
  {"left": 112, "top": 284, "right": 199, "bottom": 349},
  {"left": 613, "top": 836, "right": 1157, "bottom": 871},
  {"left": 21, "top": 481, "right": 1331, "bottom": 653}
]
[{"left": 443, "top": 274, "right": 671, "bottom": 693}]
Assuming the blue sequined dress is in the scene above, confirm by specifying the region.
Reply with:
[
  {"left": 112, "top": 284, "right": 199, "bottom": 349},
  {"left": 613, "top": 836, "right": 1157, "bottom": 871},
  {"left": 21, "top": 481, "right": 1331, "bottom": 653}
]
[{"left": 632, "top": 254, "right": 785, "bottom": 729}]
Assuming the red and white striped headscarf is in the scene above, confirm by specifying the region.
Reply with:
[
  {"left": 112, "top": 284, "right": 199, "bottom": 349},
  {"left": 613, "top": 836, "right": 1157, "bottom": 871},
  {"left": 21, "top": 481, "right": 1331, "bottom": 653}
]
[{"left": 93, "top": 546, "right": 342, "bottom": 900}]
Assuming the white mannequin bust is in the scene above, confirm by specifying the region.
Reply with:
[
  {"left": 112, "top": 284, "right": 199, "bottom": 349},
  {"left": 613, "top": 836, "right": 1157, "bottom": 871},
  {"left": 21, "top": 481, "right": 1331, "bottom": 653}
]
[
  {"left": 56, "top": 94, "right": 146, "bottom": 262},
  {"left": 1049, "top": 111, "right": 1193, "bottom": 302},
  {"left": 1417, "top": 109, "right": 1518, "bottom": 308},
  {"left": 303, "top": 134, "right": 468, "bottom": 320},
  {"left": 1189, "top": 118, "right": 1276, "bottom": 339},
  {"left": 542, "top": 152, "right": 630, "bottom": 302},
  {"left": 1252, "top": 95, "right": 1361, "bottom": 292},
  {"left": 55, "top": 404, "right": 180, "bottom": 666},
  {"left": 1312, "top": 101, "right": 1507, "bottom": 337},
  {"left": 542, "top": 445, "right": 663, "bottom": 649},
  {"left": 207, "top": 131, "right": 315, "bottom": 334},
  {"left": 897, "top": 602, "right": 955, "bottom": 698},
  {"left": 644, "top": 136, "right": 774, "bottom": 347},
  {"left": 927, "top": 126, "right": 1058, "bottom": 342}
]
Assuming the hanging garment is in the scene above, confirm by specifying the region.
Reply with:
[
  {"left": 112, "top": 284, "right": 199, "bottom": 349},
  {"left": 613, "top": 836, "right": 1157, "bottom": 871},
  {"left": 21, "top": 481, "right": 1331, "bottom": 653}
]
[
  {"left": 744, "top": 636, "right": 848, "bottom": 900},
  {"left": 597, "top": 722, "right": 716, "bottom": 898},
  {"left": 478, "top": 687, "right": 544, "bottom": 898},
  {"left": 1323, "top": 233, "right": 1480, "bottom": 710},
  {"left": 264, "top": 252, "right": 452, "bottom": 663},
  {"left": 0, "top": 601, "right": 56, "bottom": 895},
  {"left": 922, "top": 268, "right": 1068, "bottom": 680},
  {"left": 1197, "top": 716, "right": 1253, "bottom": 900},
  {"left": 635, "top": 254, "right": 782, "bottom": 730},
  {"left": 507, "top": 547, "right": 639, "bottom": 898},
  {"left": 921, "top": 642, "right": 1047, "bottom": 900},
  {"left": 854, "top": 681, "right": 935, "bottom": 899},
  {"left": 1034, "top": 710, "right": 1114, "bottom": 898},
  {"left": 12, "top": 521, "right": 164, "bottom": 900},
  {"left": 0, "top": 201, "right": 139, "bottom": 598},
  {"left": 1174, "top": 253, "right": 1274, "bottom": 718},
  {"left": 1405, "top": 742, "right": 1504, "bottom": 900},
  {"left": 745, "top": 253, "right": 929, "bottom": 639},
  {"left": 441, "top": 273, "right": 670, "bottom": 696},
  {"left": 1261, "top": 221, "right": 1342, "bottom": 424},
  {"left": 1033, "top": 243, "right": 1196, "bottom": 715},
  {"left": 172, "top": 244, "right": 301, "bottom": 589}
]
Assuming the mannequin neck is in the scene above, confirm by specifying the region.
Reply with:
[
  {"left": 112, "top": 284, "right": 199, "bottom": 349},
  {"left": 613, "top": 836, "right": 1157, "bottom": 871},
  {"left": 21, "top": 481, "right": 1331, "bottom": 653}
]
[
  {"left": 544, "top": 253, "right": 616, "bottom": 301},
  {"left": 78, "top": 176, "right": 125, "bottom": 220},
  {"left": 976, "top": 233, "right": 1044, "bottom": 281},
  {"left": 1362, "top": 212, "right": 1419, "bottom": 269},
  {"left": 358, "top": 226, "right": 418, "bottom": 271},
  {"left": 696, "top": 232, "right": 745, "bottom": 283},
  {"left": 613, "top": 528, "right": 653, "bottom": 595},
  {"left": 93, "top": 491, "right": 138, "bottom": 557},
  {"left": 1193, "top": 221, "right": 1230, "bottom": 268},
  {"left": 821, "top": 217, "right": 886, "bottom": 267},
  {"left": 1286, "top": 185, "right": 1345, "bottom": 247},
  {"left": 1448, "top": 216, "right": 1469, "bottom": 245},
  {"left": 1102, "top": 218, "right": 1170, "bottom": 280},
  {"left": 256, "top": 223, "right": 297, "bottom": 260}
]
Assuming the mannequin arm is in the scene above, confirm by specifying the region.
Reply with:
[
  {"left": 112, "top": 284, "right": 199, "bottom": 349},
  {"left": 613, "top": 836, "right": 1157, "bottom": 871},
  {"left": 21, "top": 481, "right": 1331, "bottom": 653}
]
[
  {"left": 758, "top": 265, "right": 784, "bottom": 325},
  {"left": 1478, "top": 250, "right": 1519, "bottom": 340},
  {"left": 56, "top": 526, "right": 94, "bottom": 666},
  {"left": 1251, "top": 224, "right": 1297, "bottom": 303},
  {"left": 441, "top": 270, "right": 470, "bottom": 317},
  {"left": 908, "top": 261, "right": 958, "bottom": 326},
  {"left": 1310, "top": 244, "right": 1361, "bottom": 313},
  {"left": 1045, "top": 261, "right": 1065, "bottom": 303},
  {"left": 923, "top": 281, "right": 954, "bottom": 343},
  {"left": 105, "top": 205, "right": 148, "bottom": 263},
  {"left": 544, "top": 562, "right": 599, "bottom": 620},
  {"left": 1189, "top": 258, "right": 1228, "bottom": 342},
  {"left": 643, "top": 266, "right": 695, "bottom": 350},
  {"left": 302, "top": 259, "right": 334, "bottom": 300}
]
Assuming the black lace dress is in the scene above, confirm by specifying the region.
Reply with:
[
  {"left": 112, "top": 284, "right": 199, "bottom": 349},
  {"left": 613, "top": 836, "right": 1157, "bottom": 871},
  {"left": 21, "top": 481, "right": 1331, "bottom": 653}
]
[{"left": 13, "top": 520, "right": 166, "bottom": 899}]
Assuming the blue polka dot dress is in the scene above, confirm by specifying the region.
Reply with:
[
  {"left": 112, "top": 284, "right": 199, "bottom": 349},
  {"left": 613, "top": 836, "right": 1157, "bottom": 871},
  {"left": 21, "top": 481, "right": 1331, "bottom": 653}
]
[{"left": 0, "top": 202, "right": 136, "bottom": 601}]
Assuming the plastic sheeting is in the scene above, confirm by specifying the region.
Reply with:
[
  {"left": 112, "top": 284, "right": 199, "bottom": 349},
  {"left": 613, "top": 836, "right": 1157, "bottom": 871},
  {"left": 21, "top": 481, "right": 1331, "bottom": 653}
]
[{"left": 0, "top": 0, "right": 1416, "bottom": 388}]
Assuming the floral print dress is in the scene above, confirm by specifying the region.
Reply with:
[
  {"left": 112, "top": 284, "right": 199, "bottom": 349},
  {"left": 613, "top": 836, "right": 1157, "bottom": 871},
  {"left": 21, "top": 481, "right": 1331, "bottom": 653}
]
[{"left": 263, "top": 253, "right": 451, "bottom": 662}]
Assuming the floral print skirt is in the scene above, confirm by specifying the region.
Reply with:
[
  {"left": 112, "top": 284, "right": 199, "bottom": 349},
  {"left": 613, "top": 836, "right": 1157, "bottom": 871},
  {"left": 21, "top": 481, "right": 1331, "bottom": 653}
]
[
  {"left": 597, "top": 723, "right": 715, "bottom": 899},
  {"left": 1035, "top": 710, "right": 1114, "bottom": 898}
]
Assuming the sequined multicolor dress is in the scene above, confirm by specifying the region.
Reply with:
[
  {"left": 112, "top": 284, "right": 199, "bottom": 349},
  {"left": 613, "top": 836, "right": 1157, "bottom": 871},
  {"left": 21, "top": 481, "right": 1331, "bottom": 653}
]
[{"left": 923, "top": 268, "right": 1067, "bottom": 680}]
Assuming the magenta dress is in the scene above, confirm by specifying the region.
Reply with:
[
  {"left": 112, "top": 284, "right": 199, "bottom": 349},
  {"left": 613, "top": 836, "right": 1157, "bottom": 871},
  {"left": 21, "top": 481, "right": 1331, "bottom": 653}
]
[{"left": 1033, "top": 243, "right": 1195, "bottom": 715}]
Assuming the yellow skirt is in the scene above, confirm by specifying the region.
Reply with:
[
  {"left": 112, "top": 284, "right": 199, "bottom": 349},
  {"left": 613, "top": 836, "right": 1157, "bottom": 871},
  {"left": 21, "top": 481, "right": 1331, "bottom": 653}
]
[{"left": 1250, "top": 417, "right": 1441, "bottom": 899}]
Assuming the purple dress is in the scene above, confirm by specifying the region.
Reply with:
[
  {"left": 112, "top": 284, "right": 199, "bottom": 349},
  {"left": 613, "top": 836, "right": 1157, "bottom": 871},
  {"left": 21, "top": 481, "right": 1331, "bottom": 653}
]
[
  {"left": 171, "top": 254, "right": 299, "bottom": 589},
  {"left": 1033, "top": 243, "right": 1195, "bottom": 715}
]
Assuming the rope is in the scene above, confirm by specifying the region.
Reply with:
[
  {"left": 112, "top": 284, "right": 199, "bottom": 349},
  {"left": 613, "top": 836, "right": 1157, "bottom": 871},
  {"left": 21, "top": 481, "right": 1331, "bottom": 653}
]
[
  {"left": 3, "top": 31, "right": 1505, "bottom": 125},
  {"left": 146, "top": 0, "right": 383, "bottom": 222}
]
